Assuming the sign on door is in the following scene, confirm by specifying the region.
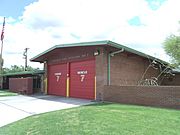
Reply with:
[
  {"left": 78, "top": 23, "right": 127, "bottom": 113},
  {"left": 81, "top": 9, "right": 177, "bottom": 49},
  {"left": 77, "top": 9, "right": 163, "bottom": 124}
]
[
  {"left": 54, "top": 72, "right": 61, "bottom": 82},
  {"left": 77, "top": 70, "right": 88, "bottom": 82}
]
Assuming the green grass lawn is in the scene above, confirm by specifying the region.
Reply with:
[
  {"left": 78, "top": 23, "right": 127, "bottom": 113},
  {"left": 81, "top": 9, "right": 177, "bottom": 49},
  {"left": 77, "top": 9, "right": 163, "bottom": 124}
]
[
  {"left": 0, "top": 103, "right": 179, "bottom": 135},
  {"left": 0, "top": 90, "right": 18, "bottom": 97}
]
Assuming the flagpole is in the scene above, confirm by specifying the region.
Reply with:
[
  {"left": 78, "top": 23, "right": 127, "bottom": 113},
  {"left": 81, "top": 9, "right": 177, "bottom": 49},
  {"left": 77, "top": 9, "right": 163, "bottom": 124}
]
[
  {"left": 0, "top": 17, "right": 5, "bottom": 89},
  {"left": 0, "top": 17, "right": 5, "bottom": 76},
  {"left": 0, "top": 39, "right": 3, "bottom": 73},
  {"left": 0, "top": 17, "right": 5, "bottom": 58},
  {"left": 1, "top": 40, "right": 3, "bottom": 58}
]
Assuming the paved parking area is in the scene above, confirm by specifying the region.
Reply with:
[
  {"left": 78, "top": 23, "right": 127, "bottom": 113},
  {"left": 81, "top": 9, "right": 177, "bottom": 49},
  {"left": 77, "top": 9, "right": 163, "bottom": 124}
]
[{"left": 0, "top": 95, "right": 92, "bottom": 127}]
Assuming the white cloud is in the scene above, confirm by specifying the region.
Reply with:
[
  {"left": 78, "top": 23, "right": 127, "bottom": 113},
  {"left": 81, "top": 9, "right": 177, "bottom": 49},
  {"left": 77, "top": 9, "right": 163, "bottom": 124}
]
[{"left": 1, "top": 0, "right": 180, "bottom": 68}]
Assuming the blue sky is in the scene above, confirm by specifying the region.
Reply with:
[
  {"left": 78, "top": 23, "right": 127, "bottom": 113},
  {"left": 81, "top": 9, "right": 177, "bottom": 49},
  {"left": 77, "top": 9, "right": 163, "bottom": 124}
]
[
  {"left": 0, "top": 0, "right": 166, "bottom": 23},
  {"left": 0, "top": 0, "right": 37, "bottom": 18},
  {"left": 0, "top": 0, "right": 166, "bottom": 19},
  {"left": 0, "top": 0, "right": 180, "bottom": 68},
  {"left": 128, "top": 16, "right": 144, "bottom": 26},
  {"left": 146, "top": 0, "right": 167, "bottom": 10}
]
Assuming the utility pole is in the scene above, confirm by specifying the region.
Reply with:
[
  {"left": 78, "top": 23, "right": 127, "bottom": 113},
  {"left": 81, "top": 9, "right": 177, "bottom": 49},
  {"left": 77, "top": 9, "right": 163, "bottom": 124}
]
[{"left": 23, "top": 48, "right": 29, "bottom": 71}]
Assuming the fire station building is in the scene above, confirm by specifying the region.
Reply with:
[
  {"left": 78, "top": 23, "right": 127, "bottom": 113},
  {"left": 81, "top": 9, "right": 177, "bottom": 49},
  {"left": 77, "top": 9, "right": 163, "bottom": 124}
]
[{"left": 31, "top": 40, "right": 171, "bottom": 100}]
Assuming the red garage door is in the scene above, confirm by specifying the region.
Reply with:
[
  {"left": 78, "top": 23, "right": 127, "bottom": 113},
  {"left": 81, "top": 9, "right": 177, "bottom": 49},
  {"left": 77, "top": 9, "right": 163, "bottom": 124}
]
[
  {"left": 48, "top": 63, "right": 67, "bottom": 96},
  {"left": 70, "top": 59, "right": 95, "bottom": 99}
]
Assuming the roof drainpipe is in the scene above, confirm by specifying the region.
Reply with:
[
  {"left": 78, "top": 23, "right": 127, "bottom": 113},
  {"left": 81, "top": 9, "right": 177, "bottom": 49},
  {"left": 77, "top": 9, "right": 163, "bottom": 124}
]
[{"left": 108, "top": 48, "right": 124, "bottom": 85}]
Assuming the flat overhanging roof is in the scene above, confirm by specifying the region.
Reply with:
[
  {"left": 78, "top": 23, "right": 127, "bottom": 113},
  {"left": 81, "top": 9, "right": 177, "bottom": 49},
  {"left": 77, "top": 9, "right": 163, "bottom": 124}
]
[{"left": 0, "top": 70, "right": 44, "bottom": 77}]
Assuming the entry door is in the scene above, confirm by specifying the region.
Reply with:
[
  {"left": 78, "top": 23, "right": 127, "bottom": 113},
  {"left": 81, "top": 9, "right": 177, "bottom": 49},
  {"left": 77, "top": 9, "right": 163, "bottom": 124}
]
[
  {"left": 48, "top": 63, "right": 67, "bottom": 96},
  {"left": 70, "top": 59, "right": 95, "bottom": 99}
]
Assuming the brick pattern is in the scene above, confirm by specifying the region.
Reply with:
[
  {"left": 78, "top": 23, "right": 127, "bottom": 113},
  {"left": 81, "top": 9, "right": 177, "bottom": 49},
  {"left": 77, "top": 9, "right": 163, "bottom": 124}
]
[
  {"left": 95, "top": 47, "right": 107, "bottom": 101},
  {"left": 162, "top": 74, "right": 180, "bottom": 86},
  {"left": 47, "top": 46, "right": 95, "bottom": 65},
  {"left": 110, "top": 53, "right": 160, "bottom": 86},
  {"left": 9, "top": 78, "right": 33, "bottom": 95},
  {"left": 104, "top": 85, "right": 180, "bottom": 109}
]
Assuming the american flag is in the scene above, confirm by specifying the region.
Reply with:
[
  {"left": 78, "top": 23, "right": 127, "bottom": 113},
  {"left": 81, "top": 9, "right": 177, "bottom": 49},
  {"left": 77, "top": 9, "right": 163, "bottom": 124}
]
[{"left": 1, "top": 17, "right": 5, "bottom": 42}]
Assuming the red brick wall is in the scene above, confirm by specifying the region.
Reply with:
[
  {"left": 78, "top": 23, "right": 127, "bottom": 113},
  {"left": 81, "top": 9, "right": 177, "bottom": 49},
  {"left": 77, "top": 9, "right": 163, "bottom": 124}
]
[
  {"left": 103, "top": 85, "right": 180, "bottom": 109},
  {"left": 110, "top": 52, "right": 160, "bottom": 86},
  {"left": 95, "top": 47, "right": 107, "bottom": 100},
  {"left": 162, "top": 74, "right": 180, "bottom": 86},
  {"left": 9, "top": 78, "right": 33, "bottom": 94},
  {"left": 47, "top": 46, "right": 96, "bottom": 65}
]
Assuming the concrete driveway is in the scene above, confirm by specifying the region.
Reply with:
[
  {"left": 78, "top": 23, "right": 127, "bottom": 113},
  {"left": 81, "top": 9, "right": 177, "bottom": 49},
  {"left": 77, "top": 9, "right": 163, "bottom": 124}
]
[{"left": 0, "top": 95, "right": 93, "bottom": 127}]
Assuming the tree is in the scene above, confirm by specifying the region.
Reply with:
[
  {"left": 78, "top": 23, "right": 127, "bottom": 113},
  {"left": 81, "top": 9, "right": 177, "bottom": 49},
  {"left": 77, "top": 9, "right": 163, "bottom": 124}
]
[
  {"left": 163, "top": 35, "right": 180, "bottom": 67},
  {"left": 2, "top": 65, "right": 40, "bottom": 74}
]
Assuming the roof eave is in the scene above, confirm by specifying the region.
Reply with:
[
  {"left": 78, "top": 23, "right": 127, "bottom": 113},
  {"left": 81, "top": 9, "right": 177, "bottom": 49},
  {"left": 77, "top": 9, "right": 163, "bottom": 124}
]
[
  {"left": 30, "top": 40, "right": 110, "bottom": 62},
  {"left": 30, "top": 40, "right": 169, "bottom": 65},
  {"left": 107, "top": 41, "right": 169, "bottom": 65},
  {"left": 30, "top": 45, "right": 58, "bottom": 62}
]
